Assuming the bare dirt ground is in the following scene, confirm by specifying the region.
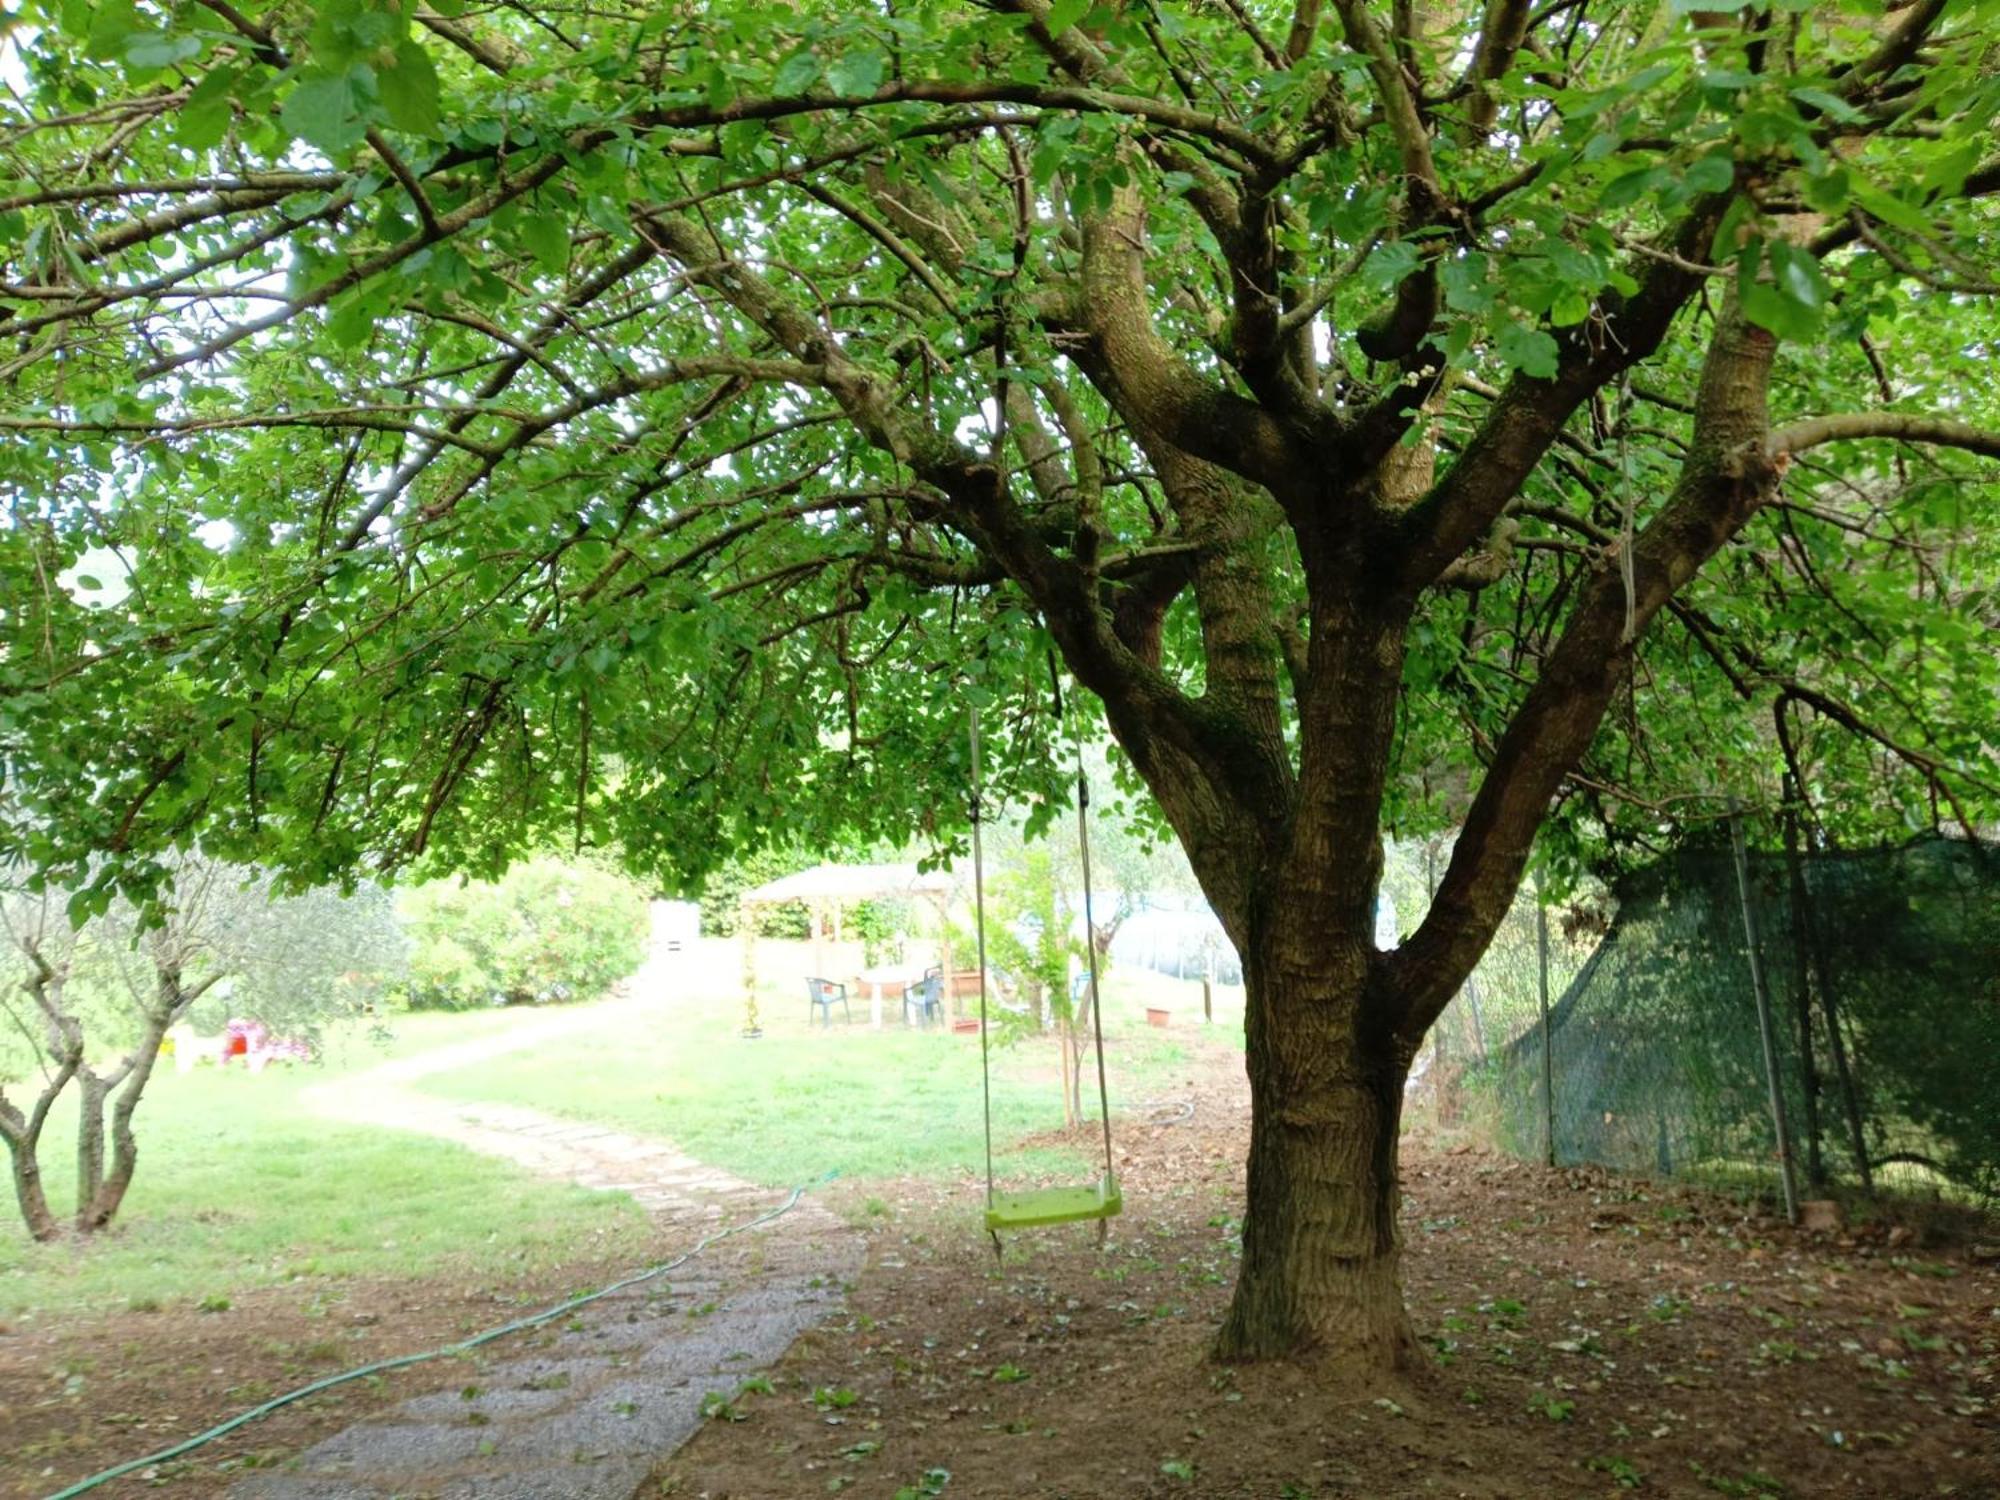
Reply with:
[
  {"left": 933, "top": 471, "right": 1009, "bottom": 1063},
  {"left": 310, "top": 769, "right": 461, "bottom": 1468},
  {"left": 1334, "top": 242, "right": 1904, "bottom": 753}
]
[
  {"left": 659, "top": 1038, "right": 1999, "bottom": 1500},
  {"left": 7, "top": 1026, "right": 1995, "bottom": 1500},
  {"left": 2, "top": 1245, "right": 708, "bottom": 1497}
]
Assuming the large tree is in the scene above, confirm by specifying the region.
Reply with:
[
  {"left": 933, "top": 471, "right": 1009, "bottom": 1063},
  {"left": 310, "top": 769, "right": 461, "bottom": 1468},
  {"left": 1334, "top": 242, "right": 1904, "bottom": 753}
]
[{"left": 1, "top": 1, "right": 1996, "bottom": 1371}]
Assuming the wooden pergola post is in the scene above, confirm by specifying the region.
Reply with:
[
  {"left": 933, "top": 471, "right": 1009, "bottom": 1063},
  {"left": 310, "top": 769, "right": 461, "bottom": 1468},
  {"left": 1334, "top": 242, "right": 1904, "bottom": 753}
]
[{"left": 740, "top": 895, "right": 761, "bottom": 1038}]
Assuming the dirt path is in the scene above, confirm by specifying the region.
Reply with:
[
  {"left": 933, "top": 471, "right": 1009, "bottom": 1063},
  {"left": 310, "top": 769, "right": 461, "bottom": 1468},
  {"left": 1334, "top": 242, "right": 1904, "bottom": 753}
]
[
  {"left": 227, "top": 1003, "right": 863, "bottom": 1500},
  {"left": 302, "top": 1000, "right": 779, "bottom": 1225}
]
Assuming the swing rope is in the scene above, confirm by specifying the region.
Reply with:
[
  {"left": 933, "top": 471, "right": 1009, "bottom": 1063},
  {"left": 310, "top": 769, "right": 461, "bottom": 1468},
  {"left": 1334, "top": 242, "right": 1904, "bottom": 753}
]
[
  {"left": 967, "top": 662, "right": 1120, "bottom": 1247},
  {"left": 969, "top": 701, "right": 995, "bottom": 1214},
  {"left": 1055, "top": 662, "right": 1117, "bottom": 1194}
]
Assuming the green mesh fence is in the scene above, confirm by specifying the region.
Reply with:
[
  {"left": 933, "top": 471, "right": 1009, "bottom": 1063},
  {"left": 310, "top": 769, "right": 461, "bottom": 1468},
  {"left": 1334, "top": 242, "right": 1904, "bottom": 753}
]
[{"left": 1465, "top": 834, "right": 2000, "bottom": 1203}]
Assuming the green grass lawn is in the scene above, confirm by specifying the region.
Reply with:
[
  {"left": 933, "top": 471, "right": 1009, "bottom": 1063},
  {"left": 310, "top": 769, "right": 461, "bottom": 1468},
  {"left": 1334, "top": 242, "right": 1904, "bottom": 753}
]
[
  {"left": 1, "top": 943, "right": 1239, "bottom": 1320},
  {"left": 0, "top": 1044, "right": 653, "bottom": 1320},
  {"left": 415, "top": 940, "right": 1231, "bottom": 1191}
]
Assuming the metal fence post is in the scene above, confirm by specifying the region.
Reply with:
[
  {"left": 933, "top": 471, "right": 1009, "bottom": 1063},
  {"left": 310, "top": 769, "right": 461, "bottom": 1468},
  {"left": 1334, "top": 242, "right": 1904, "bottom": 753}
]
[
  {"left": 1729, "top": 811, "right": 1800, "bottom": 1225},
  {"left": 1537, "top": 896, "right": 1555, "bottom": 1168}
]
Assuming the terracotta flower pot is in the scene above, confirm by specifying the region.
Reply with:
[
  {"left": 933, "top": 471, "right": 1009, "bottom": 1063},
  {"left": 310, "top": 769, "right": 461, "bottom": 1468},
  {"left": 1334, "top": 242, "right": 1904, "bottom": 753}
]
[
  {"left": 1145, "top": 1007, "right": 1171, "bottom": 1028},
  {"left": 951, "top": 1017, "right": 980, "bottom": 1035}
]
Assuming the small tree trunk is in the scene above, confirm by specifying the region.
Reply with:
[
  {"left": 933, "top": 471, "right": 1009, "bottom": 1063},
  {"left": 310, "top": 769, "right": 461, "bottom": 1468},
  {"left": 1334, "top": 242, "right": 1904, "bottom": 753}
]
[
  {"left": 11, "top": 1146, "right": 63, "bottom": 1240},
  {"left": 1781, "top": 809, "right": 1826, "bottom": 1189},
  {"left": 1217, "top": 944, "right": 1419, "bottom": 1376},
  {"left": 74, "top": 1073, "right": 109, "bottom": 1232},
  {"left": 79, "top": 1029, "right": 169, "bottom": 1232}
]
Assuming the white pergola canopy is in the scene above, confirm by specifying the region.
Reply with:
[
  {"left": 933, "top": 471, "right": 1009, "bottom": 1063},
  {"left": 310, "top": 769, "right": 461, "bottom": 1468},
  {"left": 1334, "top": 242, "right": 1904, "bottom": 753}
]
[{"left": 741, "top": 862, "right": 955, "bottom": 906}]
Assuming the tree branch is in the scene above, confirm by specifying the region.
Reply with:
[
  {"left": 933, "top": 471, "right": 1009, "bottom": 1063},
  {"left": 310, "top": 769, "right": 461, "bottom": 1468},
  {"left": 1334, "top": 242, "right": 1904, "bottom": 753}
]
[
  {"left": 1768, "top": 413, "right": 2000, "bottom": 462},
  {"left": 1389, "top": 301, "right": 1784, "bottom": 1034},
  {"left": 1394, "top": 189, "right": 1735, "bottom": 591}
]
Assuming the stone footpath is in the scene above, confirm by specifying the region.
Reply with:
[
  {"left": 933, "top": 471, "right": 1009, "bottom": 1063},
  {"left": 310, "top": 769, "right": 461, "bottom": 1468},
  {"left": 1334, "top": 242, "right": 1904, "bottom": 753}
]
[{"left": 231, "top": 1007, "right": 860, "bottom": 1500}]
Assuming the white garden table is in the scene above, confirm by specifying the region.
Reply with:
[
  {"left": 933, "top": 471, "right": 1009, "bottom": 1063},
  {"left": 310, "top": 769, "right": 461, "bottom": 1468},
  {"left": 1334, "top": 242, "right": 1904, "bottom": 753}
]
[{"left": 854, "top": 963, "right": 925, "bottom": 1029}]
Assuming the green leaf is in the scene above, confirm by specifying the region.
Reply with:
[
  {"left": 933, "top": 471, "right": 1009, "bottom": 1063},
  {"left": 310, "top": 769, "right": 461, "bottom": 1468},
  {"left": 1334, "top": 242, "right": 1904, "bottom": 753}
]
[
  {"left": 83, "top": 0, "right": 137, "bottom": 60},
  {"left": 1708, "top": 194, "right": 1754, "bottom": 263},
  {"left": 1850, "top": 177, "right": 1931, "bottom": 234},
  {"left": 282, "top": 70, "right": 368, "bottom": 156},
  {"left": 125, "top": 30, "right": 203, "bottom": 70},
  {"left": 1045, "top": 0, "right": 1092, "bottom": 37},
  {"left": 774, "top": 48, "right": 822, "bottom": 95},
  {"left": 1738, "top": 281, "right": 1818, "bottom": 341},
  {"left": 1790, "top": 87, "right": 1865, "bottom": 124},
  {"left": 1495, "top": 321, "right": 1560, "bottom": 380},
  {"left": 1441, "top": 253, "right": 1495, "bottom": 314},
  {"left": 519, "top": 213, "right": 572, "bottom": 275},
  {"left": 177, "top": 67, "right": 240, "bottom": 151},
  {"left": 1922, "top": 138, "right": 1983, "bottom": 201},
  {"left": 1600, "top": 166, "right": 1663, "bottom": 210},
  {"left": 1802, "top": 164, "right": 1852, "bottom": 215},
  {"left": 1768, "top": 240, "right": 1826, "bottom": 312},
  {"left": 379, "top": 38, "right": 443, "bottom": 137},
  {"left": 1550, "top": 289, "right": 1591, "bottom": 327},
  {"left": 1682, "top": 149, "right": 1736, "bottom": 196},
  {"left": 1361, "top": 240, "right": 1421, "bottom": 293},
  {"left": 328, "top": 297, "right": 378, "bottom": 349},
  {"left": 827, "top": 48, "right": 886, "bottom": 97}
]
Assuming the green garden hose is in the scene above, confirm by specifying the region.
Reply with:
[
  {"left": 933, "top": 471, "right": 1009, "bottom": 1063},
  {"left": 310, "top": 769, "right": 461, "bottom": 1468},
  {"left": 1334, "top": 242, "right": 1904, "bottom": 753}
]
[{"left": 46, "top": 1178, "right": 825, "bottom": 1500}]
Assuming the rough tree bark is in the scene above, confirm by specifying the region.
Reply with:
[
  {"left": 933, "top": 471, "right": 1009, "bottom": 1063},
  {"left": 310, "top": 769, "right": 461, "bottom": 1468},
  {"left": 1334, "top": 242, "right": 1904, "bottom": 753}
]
[
  {"left": 75, "top": 982, "right": 185, "bottom": 1234},
  {"left": 1221, "top": 911, "right": 1420, "bottom": 1368},
  {"left": 0, "top": 951, "right": 84, "bottom": 1242},
  {"left": 0, "top": 1061, "right": 73, "bottom": 1244}
]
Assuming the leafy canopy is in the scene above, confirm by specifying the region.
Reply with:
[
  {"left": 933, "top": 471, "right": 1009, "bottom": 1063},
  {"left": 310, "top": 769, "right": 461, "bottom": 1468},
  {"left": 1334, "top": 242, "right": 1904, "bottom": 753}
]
[{"left": 0, "top": 0, "right": 1995, "bottom": 917}]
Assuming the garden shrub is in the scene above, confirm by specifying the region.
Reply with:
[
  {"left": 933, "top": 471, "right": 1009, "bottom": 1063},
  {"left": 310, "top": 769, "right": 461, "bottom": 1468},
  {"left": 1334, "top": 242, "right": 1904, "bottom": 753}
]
[
  {"left": 697, "top": 848, "right": 814, "bottom": 938},
  {"left": 397, "top": 858, "right": 650, "bottom": 1009}
]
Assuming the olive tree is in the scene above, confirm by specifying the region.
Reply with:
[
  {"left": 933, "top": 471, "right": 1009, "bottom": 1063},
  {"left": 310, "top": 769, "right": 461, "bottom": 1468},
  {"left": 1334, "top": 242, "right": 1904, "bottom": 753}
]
[{"left": 0, "top": 860, "right": 401, "bottom": 1240}]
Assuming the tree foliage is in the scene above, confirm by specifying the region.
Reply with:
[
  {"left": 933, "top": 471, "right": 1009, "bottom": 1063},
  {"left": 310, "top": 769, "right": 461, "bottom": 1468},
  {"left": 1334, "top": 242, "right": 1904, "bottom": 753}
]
[
  {"left": 0, "top": 2, "right": 1992, "bottom": 905},
  {"left": 697, "top": 847, "right": 818, "bottom": 938}
]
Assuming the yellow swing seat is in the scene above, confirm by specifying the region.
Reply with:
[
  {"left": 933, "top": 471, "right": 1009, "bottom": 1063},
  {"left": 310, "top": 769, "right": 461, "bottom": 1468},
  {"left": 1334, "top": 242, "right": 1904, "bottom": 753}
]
[{"left": 984, "top": 1175, "right": 1122, "bottom": 1232}]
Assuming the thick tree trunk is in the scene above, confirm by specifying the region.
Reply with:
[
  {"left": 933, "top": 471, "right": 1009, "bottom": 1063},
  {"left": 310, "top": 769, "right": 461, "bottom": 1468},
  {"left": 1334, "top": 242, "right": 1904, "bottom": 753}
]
[{"left": 1216, "top": 926, "right": 1419, "bottom": 1375}]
